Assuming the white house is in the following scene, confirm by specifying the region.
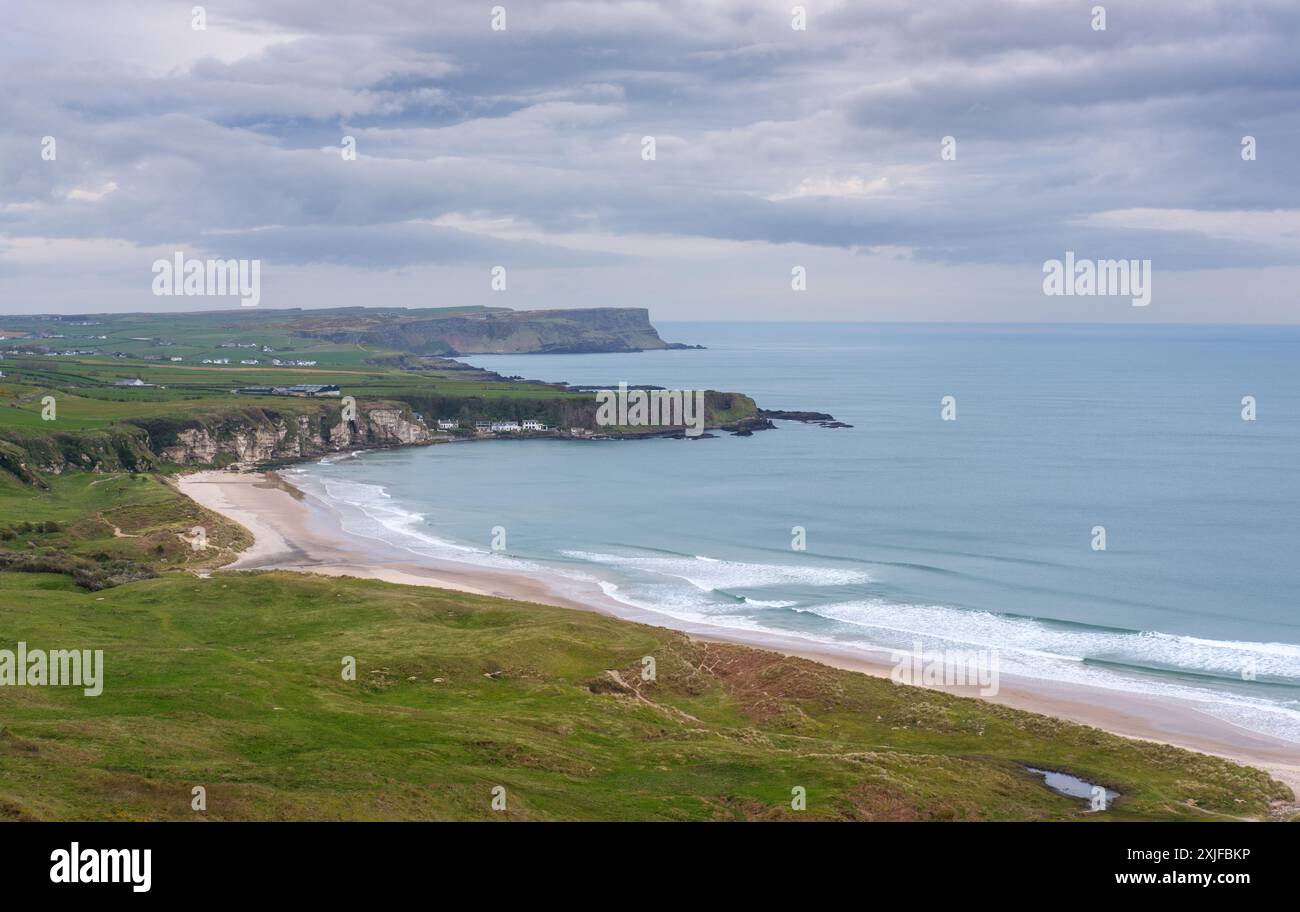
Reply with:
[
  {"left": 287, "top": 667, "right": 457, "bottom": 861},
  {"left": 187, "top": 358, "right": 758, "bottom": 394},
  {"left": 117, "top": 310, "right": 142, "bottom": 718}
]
[
  {"left": 522, "top": 419, "right": 547, "bottom": 431},
  {"left": 436, "top": 419, "right": 459, "bottom": 430},
  {"left": 490, "top": 421, "right": 521, "bottom": 432}
]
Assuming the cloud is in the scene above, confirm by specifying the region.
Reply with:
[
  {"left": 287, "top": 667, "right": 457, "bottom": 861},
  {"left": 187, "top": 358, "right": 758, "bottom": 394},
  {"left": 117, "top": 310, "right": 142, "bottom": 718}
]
[
  {"left": 0, "top": 0, "right": 1297, "bottom": 318},
  {"left": 1079, "top": 209, "right": 1300, "bottom": 250}
]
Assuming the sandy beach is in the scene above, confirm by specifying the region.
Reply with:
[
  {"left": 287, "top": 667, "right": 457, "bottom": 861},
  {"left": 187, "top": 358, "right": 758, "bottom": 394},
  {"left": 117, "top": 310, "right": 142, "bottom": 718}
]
[{"left": 178, "top": 468, "right": 1300, "bottom": 797}]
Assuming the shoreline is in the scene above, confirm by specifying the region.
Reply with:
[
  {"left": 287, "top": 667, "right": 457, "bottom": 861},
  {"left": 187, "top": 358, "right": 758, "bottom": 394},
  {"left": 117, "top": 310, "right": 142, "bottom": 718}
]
[{"left": 177, "top": 468, "right": 1300, "bottom": 798}]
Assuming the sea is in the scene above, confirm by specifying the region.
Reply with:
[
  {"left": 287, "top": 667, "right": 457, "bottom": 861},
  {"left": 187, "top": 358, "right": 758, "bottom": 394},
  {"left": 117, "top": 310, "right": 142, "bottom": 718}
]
[{"left": 287, "top": 323, "right": 1300, "bottom": 744}]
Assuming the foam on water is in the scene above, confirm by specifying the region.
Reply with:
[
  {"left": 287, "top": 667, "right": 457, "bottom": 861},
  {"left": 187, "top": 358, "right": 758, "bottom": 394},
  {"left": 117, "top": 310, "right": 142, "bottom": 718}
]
[
  {"left": 561, "top": 549, "right": 871, "bottom": 591},
  {"left": 795, "top": 599, "right": 1300, "bottom": 734},
  {"left": 595, "top": 579, "right": 766, "bottom": 630},
  {"left": 591, "top": 581, "right": 1300, "bottom": 742},
  {"left": 291, "top": 473, "right": 538, "bottom": 573},
  {"left": 803, "top": 599, "right": 1300, "bottom": 683}
]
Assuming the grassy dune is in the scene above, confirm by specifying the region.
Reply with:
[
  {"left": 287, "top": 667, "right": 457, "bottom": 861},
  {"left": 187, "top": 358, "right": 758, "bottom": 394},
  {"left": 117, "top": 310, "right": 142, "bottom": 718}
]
[
  {"left": 0, "top": 471, "right": 250, "bottom": 577},
  {"left": 0, "top": 563, "right": 1289, "bottom": 821}
]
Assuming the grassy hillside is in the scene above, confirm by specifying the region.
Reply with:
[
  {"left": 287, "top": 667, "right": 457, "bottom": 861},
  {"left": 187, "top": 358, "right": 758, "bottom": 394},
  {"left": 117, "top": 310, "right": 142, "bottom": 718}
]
[
  {"left": 0, "top": 567, "right": 1288, "bottom": 821},
  {"left": 0, "top": 470, "right": 249, "bottom": 567},
  {"left": 0, "top": 306, "right": 498, "bottom": 365},
  {"left": 0, "top": 470, "right": 250, "bottom": 588}
]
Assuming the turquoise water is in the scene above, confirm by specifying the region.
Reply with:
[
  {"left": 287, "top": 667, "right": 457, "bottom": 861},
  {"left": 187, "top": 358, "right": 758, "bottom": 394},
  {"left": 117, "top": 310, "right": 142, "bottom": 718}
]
[{"left": 293, "top": 323, "right": 1300, "bottom": 742}]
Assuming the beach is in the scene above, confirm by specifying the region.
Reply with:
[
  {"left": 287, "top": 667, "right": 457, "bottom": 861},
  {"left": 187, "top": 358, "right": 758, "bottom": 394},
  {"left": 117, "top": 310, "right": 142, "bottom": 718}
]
[{"left": 178, "top": 468, "right": 1300, "bottom": 797}]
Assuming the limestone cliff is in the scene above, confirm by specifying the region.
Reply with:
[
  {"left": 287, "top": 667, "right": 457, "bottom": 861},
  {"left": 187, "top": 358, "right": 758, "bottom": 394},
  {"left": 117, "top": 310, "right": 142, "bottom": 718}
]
[
  {"left": 0, "top": 403, "right": 431, "bottom": 484},
  {"left": 152, "top": 406, "right": 431, "bottom": 467}
]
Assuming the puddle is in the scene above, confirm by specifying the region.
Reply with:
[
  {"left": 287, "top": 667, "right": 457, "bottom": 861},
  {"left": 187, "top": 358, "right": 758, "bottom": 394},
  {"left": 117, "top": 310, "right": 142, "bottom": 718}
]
[{"left": 1027, "top": 768, "right": 1119, "bottom": 809}]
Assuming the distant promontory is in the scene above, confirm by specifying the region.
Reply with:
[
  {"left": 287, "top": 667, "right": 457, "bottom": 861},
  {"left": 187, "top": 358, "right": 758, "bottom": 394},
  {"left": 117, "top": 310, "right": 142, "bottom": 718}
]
[{"left": 290, "top": 306, "right": 700, "bottom": 355}]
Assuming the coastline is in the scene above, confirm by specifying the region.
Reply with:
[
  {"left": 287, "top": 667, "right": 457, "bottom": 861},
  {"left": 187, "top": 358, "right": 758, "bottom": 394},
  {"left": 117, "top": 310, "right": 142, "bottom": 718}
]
[{"left": 177, "top": 468, "right": 1300, "bottom": 798}]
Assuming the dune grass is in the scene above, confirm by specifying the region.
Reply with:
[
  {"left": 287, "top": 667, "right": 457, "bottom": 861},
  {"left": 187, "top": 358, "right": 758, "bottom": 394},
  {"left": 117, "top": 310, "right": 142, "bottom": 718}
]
[{"left": 0, "top": 567, "right": 1288, "bottom": 821}]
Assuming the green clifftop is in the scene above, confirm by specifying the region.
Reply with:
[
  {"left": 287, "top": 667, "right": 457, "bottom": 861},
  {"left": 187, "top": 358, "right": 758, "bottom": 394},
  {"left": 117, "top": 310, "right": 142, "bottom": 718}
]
[
  {"left": 0, "top": 305, "right": 695, "bottom": 357},
  {"left": 292, "top": 306, "right": 690, "bottom": 354}
]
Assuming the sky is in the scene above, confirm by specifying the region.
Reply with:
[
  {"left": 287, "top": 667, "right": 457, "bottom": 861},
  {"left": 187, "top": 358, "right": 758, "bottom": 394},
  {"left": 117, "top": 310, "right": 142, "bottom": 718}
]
[{"left": 1, "top": 0, "right": 1297, "bottom": 322}]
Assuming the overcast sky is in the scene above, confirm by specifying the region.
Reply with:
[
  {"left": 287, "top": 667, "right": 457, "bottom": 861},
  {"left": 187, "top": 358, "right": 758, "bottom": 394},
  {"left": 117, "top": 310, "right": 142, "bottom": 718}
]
[{"left": 1, "top": 0, "right": 1297, "bottom": 321}]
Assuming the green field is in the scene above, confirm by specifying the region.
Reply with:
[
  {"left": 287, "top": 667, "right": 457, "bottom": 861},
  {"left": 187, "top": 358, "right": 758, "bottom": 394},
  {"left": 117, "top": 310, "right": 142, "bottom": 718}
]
[
  {"left": 0, "top": 306, "right": 494, "bottom": 366},
  {"left": 0, "top": 358, "right": 587, "bottom": 425},
  {"left": 0, "top": 567, "right": 1288, "bottom": 821},
  {"left": 0, "top": 306, "right": 594, "bottom": 426}
]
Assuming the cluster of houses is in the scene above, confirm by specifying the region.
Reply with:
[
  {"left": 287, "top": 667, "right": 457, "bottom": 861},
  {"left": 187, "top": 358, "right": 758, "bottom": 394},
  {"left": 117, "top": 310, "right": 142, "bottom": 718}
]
[
  {"left": 235, "top": 384, "right": 341, "bottom": 398},
  {"left": 478, "top": 419, "right": 548, "bottom": 433},
  {"left": 198, "top": 355, "right": 317, "bottom": 367},
  {"left": 434, "top": 418, "right": 550, "bottom": 434}
]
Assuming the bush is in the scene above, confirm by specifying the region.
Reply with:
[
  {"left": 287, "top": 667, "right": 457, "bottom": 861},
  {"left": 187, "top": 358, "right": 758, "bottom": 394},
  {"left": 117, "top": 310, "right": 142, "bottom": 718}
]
[{"left": 0, "top": 550, "right": 157, "bottom": 591}]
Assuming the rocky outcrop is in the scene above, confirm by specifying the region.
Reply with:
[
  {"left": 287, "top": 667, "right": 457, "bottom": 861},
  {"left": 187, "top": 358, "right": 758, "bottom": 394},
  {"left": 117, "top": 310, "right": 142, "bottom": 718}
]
[
  {"left": 757, "top": 409, "right": 852, "bottom": 429},
  {"left": 722, "top": 416, "right": 777, "bottom": 435},
  {"left": 350, "top": 407, "right": 428, "bottom": 447}
]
